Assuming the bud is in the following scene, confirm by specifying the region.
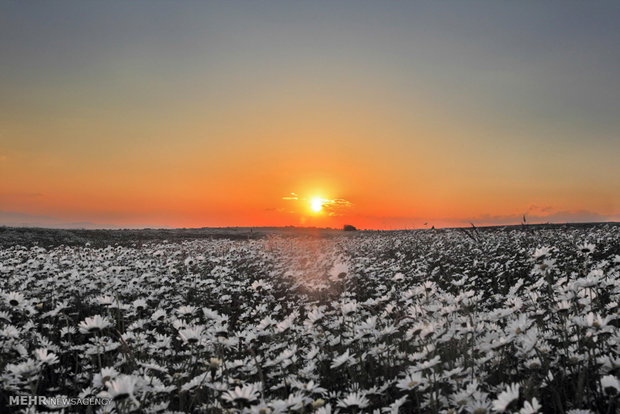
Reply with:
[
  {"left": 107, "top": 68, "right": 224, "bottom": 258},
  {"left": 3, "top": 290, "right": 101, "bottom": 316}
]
[
  {"left": 208, "top": 357, "right": 222, "bottom": 370},
  {"left": 311, "top": 399, "right": 325, "bottom": 410}
]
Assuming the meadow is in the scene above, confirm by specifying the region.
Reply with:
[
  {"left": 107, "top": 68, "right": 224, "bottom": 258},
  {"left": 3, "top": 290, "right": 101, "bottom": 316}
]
[{"left": 0, "top": 225, "right": 618, "bottom": 413}]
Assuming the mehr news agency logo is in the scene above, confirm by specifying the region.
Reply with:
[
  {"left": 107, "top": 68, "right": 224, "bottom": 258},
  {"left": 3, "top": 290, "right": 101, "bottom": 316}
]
[{"left": 9, "top": 395, "right": 111, "bottom": 408}]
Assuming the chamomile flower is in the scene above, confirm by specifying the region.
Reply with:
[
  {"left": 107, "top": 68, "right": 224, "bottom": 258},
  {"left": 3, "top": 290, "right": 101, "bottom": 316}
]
[
  {"left": 396, "top": 371, "right": 425, "bottom": 390},
  {"left": 6, "top": 358, "right": 40, "bottom": 378},
  {"left": 178, "top": 326, "right": 204, "bottom": 344},
  {"left": 337, "top": 391, "right": 369, "bottom": 409},
  {"left": 105, "top": 374, "right": 139, "bottom": 402},
  {"left": 79, "top": 315, "right": 112, "bottom": 334},
  {"left": 519, "top": 398, "right": 541, "bottom": 414},
  {"left": 578, "top": 242, "right": 595, "bottom": 254},
  {"left": 601, "top": 375, "right": 619, "bottom": 395},
  {"left": 34, "top": 348, "right": 59, "bottom": 365},
  {"left": 5, "top": 291, "right": 25, "bottom": 307},
  {"left": 331, "top": 349, "right": 354, "bottom": 369},
  {"left": 221, "top": 383, "right": 260, "bottom": 404},
  {"left": 492, "top": 383, "right": 520, "bottom": 412}
]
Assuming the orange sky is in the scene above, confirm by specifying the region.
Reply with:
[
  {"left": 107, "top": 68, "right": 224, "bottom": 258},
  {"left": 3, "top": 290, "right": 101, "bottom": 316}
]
[{"left": 1, "top": 2, "right": 619, "bottom": 229}]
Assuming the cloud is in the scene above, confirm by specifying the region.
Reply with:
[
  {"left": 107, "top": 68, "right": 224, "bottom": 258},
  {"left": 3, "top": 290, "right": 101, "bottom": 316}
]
[
  {"left": 281, "top": 192, "right": 298, "bottom": 200},
  {"left": 526, "top": 204, "right": 554, "bottom": 215},
  {"left": 0, "top": 191, "right": 44, "bottom": 199},
  {"left": 321, "top": 198, "right": 353, "bottom": 216},
  {"left": 353, "top": 208, "right": 619, "bottom": 230},
  {"left": 462, "top": 209, "right": 618, "bottom": 226},
  {"left": 0, "top": 210, "right": 111, "bottom": 229},
  {"left": 0, "top": 211, "right": 170, "bottom": 229}
]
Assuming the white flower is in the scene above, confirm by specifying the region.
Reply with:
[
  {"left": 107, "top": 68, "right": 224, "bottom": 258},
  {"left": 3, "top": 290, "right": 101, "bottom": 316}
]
[
  {"left": 96, "top": 295, "right": 115, "bottom": 307},
  {"left": 176, "top": 305, "right": 198, "bottom": 317},
  {"left": 251, "top": 279, "right": 271, "bottom": 291},
  {"left": 0, "top": 325, "right": 20, "bottom": 339},
  {"left": 393, "top": 272, "right": 405, "bottom": 282},
  {"left": 533, "top": 247, "right": 552, "bottom": 260},
  {"left": 384, "top": 395, "right": 408, "bottom": 413},
  {"left": 0, "top": 310, "right": 10, "bottom": 321},
  {"left": 508, "top": 313, "right": 532, "bottom": 335},
  {"left": 584, "top": 312, "right": 612, "bottom": 329},
  {"left": 34, "top": 348, "right": 59, "bottom": 365},
  {"left": 337, "top": 391, "right": 369, "bottom": 409},
  {"left": 396, "top": 372, "right": 424, "bottom": 390},
  {"left": 151, "top": 309, "right": 166, "bottom": 321},
  {"left": 466, "top": 392, "right": 493, "bottom": 414},
  {"left": 601, "top": 375, "right": 619, "bottom": 395},
  {"left": 131, "top": 298, "right": 147, "bottom": 311},
  {"left": 578, "top": 269, "right": 603, "bottom": 288},
  {"left": 5, "top": 291, "right": 25, "bottom": 307},
  {"left": 519, "top": 398, "right": 541, "bottom": 414},
  {"left": 221, "top": 383, "right": 260, "bottom": 403},
  {"left": 79, "top": 315, "right": 112, "bottom": 334},
  {"left": 105, "top": 374, "right": 138, "bottom": 402},
  {"left": 6, "top": 358, "right": 40, "bottom": 378},
  {"left": 305, "top": 307, "right": 324, "bottom": 325},
  {"left": 276, "top": 316, "right": 295, "bottom": 333},
  {"left": 93, "top": 367, "right": 119, "bottom": 388},
  {"left": 492, "top": 383, "right": 520, "bottom": 412},
  {"left": 315, "top": 403, "right": 333, "bottom": 414},
  {"left": 340, "top": 302, "right": 358, "bottom": 316},
  {"left": 415, "top": 355, "right": 441, "bottom": 371},
  {"left": 578, "top": 242, "right": 595, "bottom": 254},
  {"left": 329, "top": 262, "right": 349, "bottom": 281},
  {"left": 178, "top": 326, "right": 204, "bottom": 344},
  {"left": 281, "top": 391, "right": 305, "bottom": 410},
  {"left": 330, "top": 349, "right": 353, "bottom": 369}
]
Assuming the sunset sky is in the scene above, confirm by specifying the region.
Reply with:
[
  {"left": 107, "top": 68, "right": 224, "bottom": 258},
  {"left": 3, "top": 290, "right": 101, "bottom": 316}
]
[{"left": 1, "top": 1, "right": 619, "bottom": 229}]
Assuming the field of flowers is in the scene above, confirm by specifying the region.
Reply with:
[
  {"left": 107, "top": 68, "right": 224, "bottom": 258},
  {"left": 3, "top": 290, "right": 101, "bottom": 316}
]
[{"left": 1, "top": 225, "right": 619, "bottom": 413}]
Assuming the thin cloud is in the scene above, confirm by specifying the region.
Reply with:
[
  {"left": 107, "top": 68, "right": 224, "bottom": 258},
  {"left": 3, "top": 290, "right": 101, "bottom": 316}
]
[
  {"left": 526, "top": 204, "right": 554, "bottom": 215},
  {"left": 0, "top": 191, "right": 45, "bottom": 199},
  {"left": 0, "top": 211, "right": 173, "bottom": 229},
  {"left": 281, "top": 192, "right": 298, "bottom": 200},
  {"left": 321, "top": 198, "right": 353, "bottom": 216},
  {"left": 463, "top": 209, "right": 618, "bottom": 226},
  {"left": 281, "top": 193, "right": 353, "bottom": 216}
]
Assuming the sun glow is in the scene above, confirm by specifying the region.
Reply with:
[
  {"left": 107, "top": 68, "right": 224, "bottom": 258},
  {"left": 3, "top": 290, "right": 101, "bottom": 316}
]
[{"left": 310, "top": 197, "right": 323, "bottom": 212}]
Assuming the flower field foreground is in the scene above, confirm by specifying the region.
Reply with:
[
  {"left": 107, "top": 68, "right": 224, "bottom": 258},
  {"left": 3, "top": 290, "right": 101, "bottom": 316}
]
[{"left": 1, "top": 226, "right": 619, "bottom": 413}]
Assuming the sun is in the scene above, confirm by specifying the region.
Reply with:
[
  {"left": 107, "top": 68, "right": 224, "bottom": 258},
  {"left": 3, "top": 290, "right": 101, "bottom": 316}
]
[{"left": 310, "top": 197, "right": 323, "bottom": 212}]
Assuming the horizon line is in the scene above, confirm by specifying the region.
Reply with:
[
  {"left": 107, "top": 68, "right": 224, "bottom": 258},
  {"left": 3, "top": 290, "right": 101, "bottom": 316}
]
[{"left": 2, "top": 220, "right": 618, "bottom": 232}]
